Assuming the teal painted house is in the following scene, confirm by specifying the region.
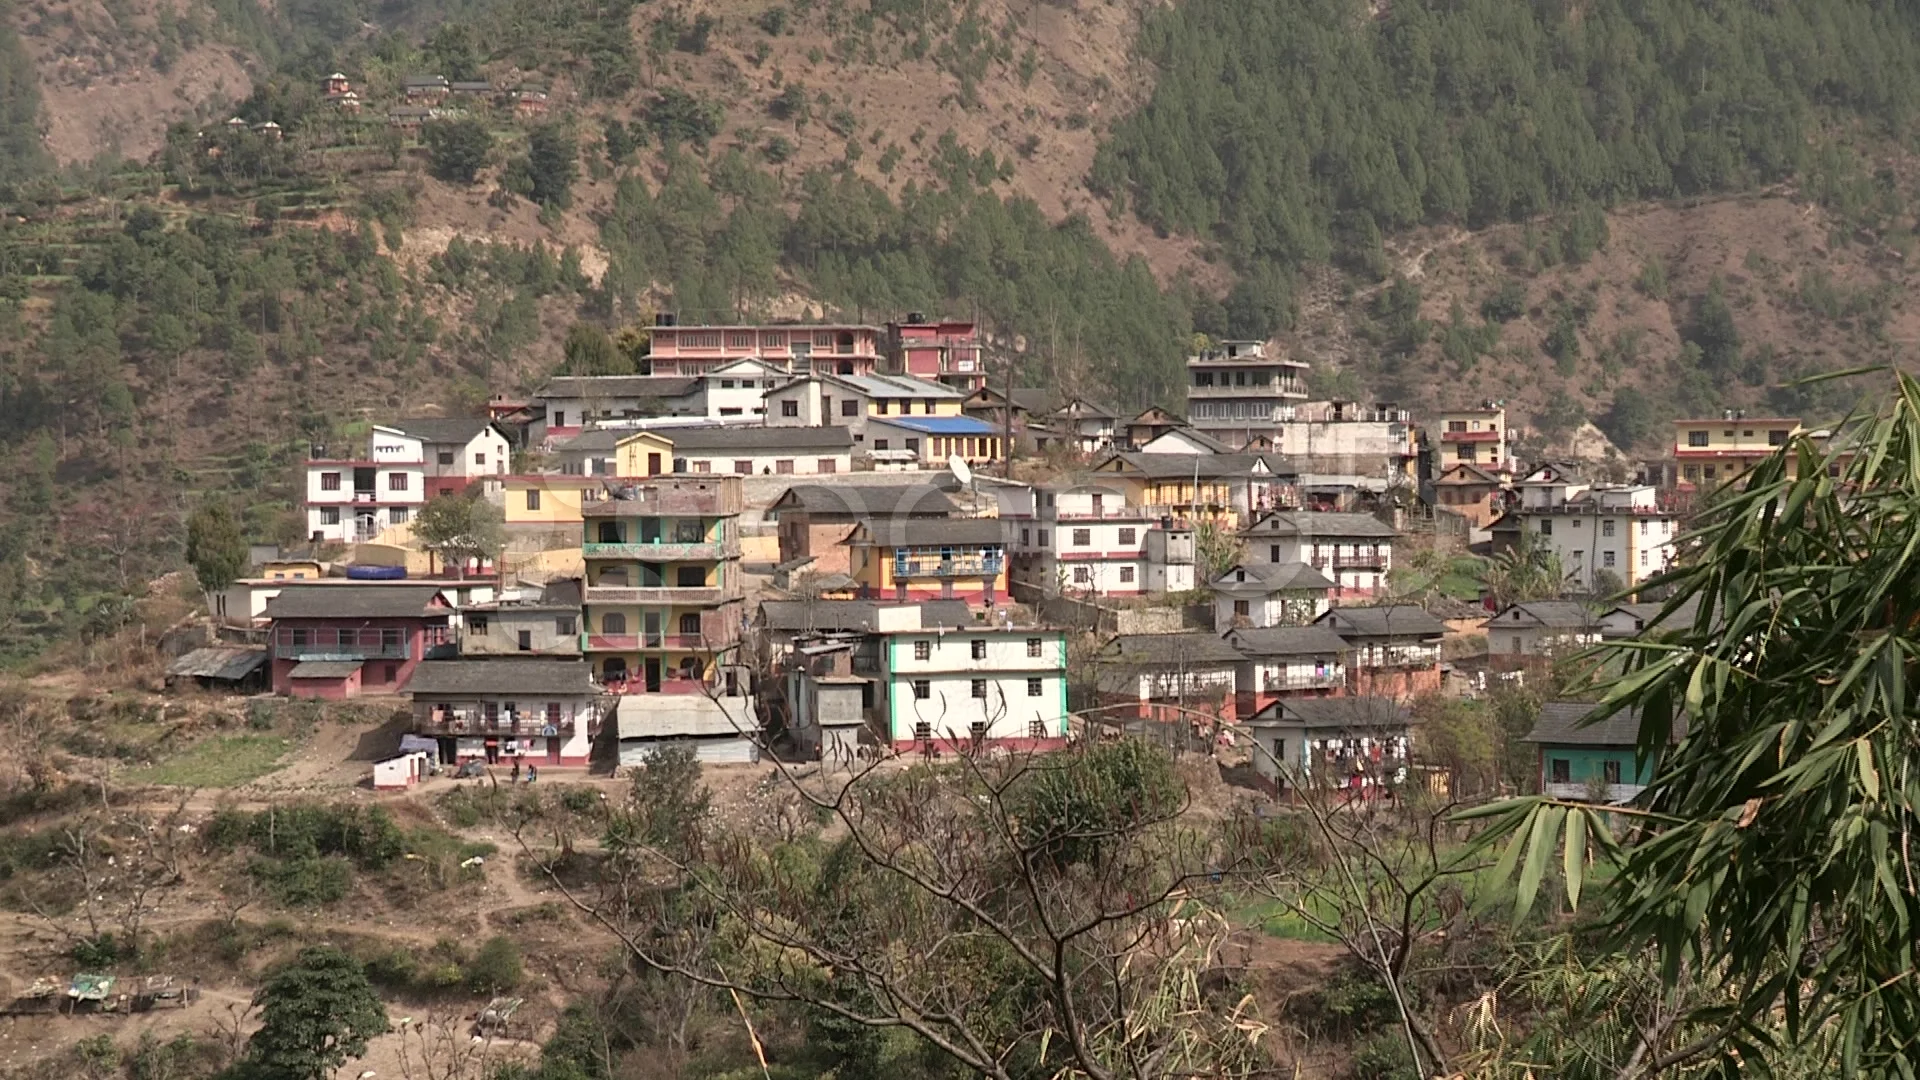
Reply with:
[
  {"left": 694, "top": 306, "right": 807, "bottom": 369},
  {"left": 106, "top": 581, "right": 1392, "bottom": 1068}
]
[{"left": 1522, "top": 701, "right": 1676, "bottom": 803}]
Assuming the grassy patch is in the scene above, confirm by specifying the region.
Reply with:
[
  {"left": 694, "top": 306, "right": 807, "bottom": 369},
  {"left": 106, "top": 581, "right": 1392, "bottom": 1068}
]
[{"left": 129, "top": 734, "right": 291, "bottom": 788}]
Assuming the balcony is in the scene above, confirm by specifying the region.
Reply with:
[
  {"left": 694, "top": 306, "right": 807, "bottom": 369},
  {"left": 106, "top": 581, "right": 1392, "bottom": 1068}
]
[
  {"left": 599, "top": 675, "right": 723, "bottom": 696},
  {"left": 415, "top": 713, "right": 580, "bottom": 737},
  {"left": 891, "top": 556, "right": 1005, "bottom": 579},
  {"left": 1313, "top": 552, "right": 1389, "bottom": 570},
  {"left": 582, "top": 538, "right": 739, "bottom": 560},
  {"left": 1349, "top": 648, "right": 1441, "bottom": 670},
  {"left": 273, "top": 642, "right": 408, "bottom": 661},
  {"left": 1261, "top": 671, "right": 1344, "bottom": 691},
  {"left": 586, "top": 633, "right": 719, "bottom": 651},
  {"left": 1544, "top": 782, "right": 1646, "bottom": 803},
  {"left": 583, "top": 584, "right": 732, "bottom": 605},
  {"left": 1186, "top": 383, "right": 1306, "bottom": 399},
  {"left": 1440, "top": 430, "right": 1502, "bottom": 443}
]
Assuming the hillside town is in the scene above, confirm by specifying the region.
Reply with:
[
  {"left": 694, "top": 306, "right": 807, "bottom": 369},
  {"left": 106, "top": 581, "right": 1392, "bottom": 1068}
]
[{"left": 164, "top": 312, "right": 1764, "bottom": 803}]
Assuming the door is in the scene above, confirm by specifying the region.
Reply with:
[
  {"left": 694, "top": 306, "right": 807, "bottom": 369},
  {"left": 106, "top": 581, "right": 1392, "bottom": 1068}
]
[
  {"left": 644, "top": 657, "right": 662, "bottom": 693},
  {"left": 640, "top": 517, "right": 662, "bottom": 543},
  {"left": 647, "top": 453, "right": 662, "bottom": 475},
  {"left": 1091, "top": 493, "right": 1104, "bottom": 516},
  {"left": 546, "top": 737, "right": 561, "bottom": 764},
  {"left": 643, "top": 611, "right": 662, "bottom": 648}
]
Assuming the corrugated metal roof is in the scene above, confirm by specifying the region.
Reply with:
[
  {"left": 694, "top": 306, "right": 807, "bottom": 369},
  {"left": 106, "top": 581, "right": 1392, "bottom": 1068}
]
[
  {"left": 165, "top": 646, "right": 268, "bottom": 681},
  {"left": 288, "top": 660, "right": 364, "bottom": 679},
  {"left": 615, "top": 696, "right": 757, "bottom": 738},
  {"left": 868, "top": 415, "right": 1000, "bottom": 435}
]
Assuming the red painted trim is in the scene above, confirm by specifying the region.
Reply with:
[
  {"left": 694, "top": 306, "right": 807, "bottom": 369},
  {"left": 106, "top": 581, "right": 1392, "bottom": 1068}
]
[{"left": 888, "top": 735, "right": 1068, "bottom": 753}]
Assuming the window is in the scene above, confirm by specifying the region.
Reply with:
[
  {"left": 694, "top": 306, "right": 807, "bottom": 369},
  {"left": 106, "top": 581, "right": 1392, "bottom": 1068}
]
[
  {"left": 1234, "top": 600, "right": 1250, "bottom": 616},
  {"left": 1269, "top": 544, "right": 1281, "bottom": 562},
  {"left": 1447, "top": 420, "right": 1467, "bottom": 432},
  {"left": 912, "top": 679, "right": 931, "bottom": 700},
  {"left": 601, "top": 613, "right": 626, "bottom": 634},
  {"left": 971, "top": 639, "right": 988, "bottom": 659},
  {"left": 1688, "top": 430, "right": 1710, "bottom": 447},
  {"left": 1573, "top": 550, "right": 1584, "bottom": 565},
  {"left": 781, "top": 400, "right": 799, "bottom": 417},
  {"left": 694, "top": 461, "right": 712, "bottom": 473},
  {"left": 320, "top": 471, "right": 342, "bottom": 491},
  {"left": 1640, "top": 520, "right": 1649, "bottom": 536},
  {"left": 1119, "top": 565, "right": 1135, "bottom": 583},
  {"left": 1769, "top": 429, "right": 1789, "bottom": 446},
  {"left": 1037, "top": 529, "right": 1048, "bottom": 546},
  {"left": 1640, "top": 550, "right": 1649, "bottom": 567},
  {"left": 775, "top": 460, "right": 795, "bottom": 474},
  {"left": 720, "top": 379, "right": 736, "bottom": 389},
  {"left": 1684, "top": 465, "right": 1700, "bottom": 481},
  {"left": 470, "top": 615, "right": 490, "bottom": 635},
  {"left": 436, "top": 450, "right": 455, "bottom": 465},
  {"left": 718, "top": 407, "right": 743, "bottom": 417},
  {"left": 1072, "top": 528, "right": 1091, "bottom": 546},
  {"left": 1704, "top": 466, "right": 1717, "bottom": 480},
  {"left": 320, "top": 507, "right": 340, "bottom": 525},
  {"left": 383, "top": 663, "right": 398, "bottom": 683},
  {"left": 1742, "top": 429, "right": 1753, "bottom": 438},
  {"left": 1550, "top": 758, "right": 1571, "bottom": 784},
  {"left": 876, "top": 400, "right": 890, "bottom": 415},
  {"left": 517, "top": 630, "right": 532, "bottom": 651},
  {"left": 970, "top": 679, "right": 987, "bottom": 699},
  {"left": 873, "top": 439, "right": 889, "bottom": 451},
  {"left": 676, "top": 566, "right": 705, "bottom": 587},
  {"left": 388, "top": 472, "right": 409, "bottom": 491},
  {"left": 1603, "top": 760, "right": 1622, "bottom": 785},
  {"left": 905, "top": 439, "right": 920, "bottom": 455},
  {"left": 924, "top": 400, "right": 937, "bottom": 414},
  {"left": 680, "top": 613, "right": 701, "bottom": 635},
  {"left": 557, "top": 615, "right": 575, "bottom": 635},
  {"left": 1028, "top": 677, "right": 1044, "bottom": 697},
  {"left": 1602, "top": 520, "right": 1615, "bottom": 537},
  {"left": 817, "top": 459, "right": 837, "bottom": 474},
  {"left": 1538, "top": 520, "right": 1552, "bottom": 536},
  {"left": 842, "top": 399, "right": 859, "bottom": 417},
  {"left": 1572, "top": 518, "right": 1583, "bottom": 527},
  {"left": 1026, "top": 637, "right": 1043, "bottom": 657},
  {"left": 1072, "top": 567, "right": 1091, "bottom": 584},
  {"left": 1603, "top": 550, "right": 1617, "bottom": 568},
  {"left": 1118, "top": 527, "right": 1136, "bottom": 545},
  {"left": 525, "top": 489, "right": 541, "bottom": 511},
  {"left": 914, "top": 640, "right": 931, "bottom": 660},
  {"left": 389, "top": 507, "right": 409, "bottom": 524}
]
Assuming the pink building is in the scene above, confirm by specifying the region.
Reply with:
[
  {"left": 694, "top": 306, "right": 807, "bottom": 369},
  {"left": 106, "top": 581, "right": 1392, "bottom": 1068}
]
[
  {"left": 265, "top": 585, "right": 453, "bottom": 698},
  {"left": 889, "top": 316, "right": 984, "bottom": 391}
]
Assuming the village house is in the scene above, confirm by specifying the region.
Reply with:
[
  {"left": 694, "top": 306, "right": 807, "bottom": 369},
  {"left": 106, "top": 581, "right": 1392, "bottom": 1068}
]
[
  {"left": 459, "top": 579, "right": 582, "bottom": 656},
  {"left": 1268, "top": 401, "right": 1418, "bottom": 490},
  {"left": 555, "top": 430, "right": 621, "bottom": 477},
  {"left": 1486, "top": 601, "right": 1602, "bottom": 662},
  {"left": 1124, "top": 406, "right": 1185, "bottom": 449},
  {"left": 389, "top": 417, "right": 512, "bottom": 499},
  {"left": 864, "top": 414, "right": 1004, "bottom": 465},
  {"left": 762, "top": 372, "right": 967, "bottom": 443},
  {"left": 1313, "top": 604, "right": 1445, "bottom": 699},
  {"left": 449, "top": 80, "right": 494, "bottom": 97},
  {"left": 404, "top": 74, "right": 451, "bottom": 98},
  {"left": 529, "top": 375, "right": 705, "bottom": 444},
  {"left": 874, "top": 614, "right": 1068, "bottom": 751},
  {"left": 610, "top": 426, "right": 856, "bottom": 477},
  {"left": 1500, "top": 465, "right": 1679, "bottom": 591},
  {"left": 264, "top": 584, "right": 453, "bottom": 698},
  {"left": 502, "top": 474, "right": 605, "bottom": 546},
  {"left": 1138, "top": 426, "right": 1234, "bottom": 455},
  {"left": 843, "top": 518, "right": 1008, "bottom": 604},
  {"left": 755, "top": 598, "right": 974, "bottom": 659},
  {"left": 1010, "top": 482, "right": 1195, "bottom": 597},
  {"left": 512, "top": 85, "right": 549, "bottom": 117},
  {"left": 386, "top": 107, "right": 432, "bottom": 129},
  {"left": 1092, "top": 632, "right": 1246, "bottom": 727},
  {"left": 644, "top": 319, "right": 887, "bottom": 377},
  {"left": 768, "top": 484, "right": 955, "bottom": 577},
  {"left": 1430, "top": 463, "right": 1507, "bottom": 529},
  {"left": 220, "top": 576, "right": 494, "bottom": 631},
  {"left": 1029, "top": 396, "right": 1121, "bottom": 455},
  {"left": 1522, "top": 701, "right": 1673, "bottom": 802},
  {"left": 1243, "top": 511, "right": 1398, "bottom": 598},
  {"left": 1669, "top": 412, "right": 1804, "bottom": 491},
  {"left": 1428, "top": 403, "right": 1515, "bottom": 476},
  {"left": 1211, "top": 561, "right": 1335, "bottom": 631},
  {"left": 1184, "top": 340, "right": 1311, "bottom": 446},
  {"left": 1245, "top": 696, "right": 1414, "bottom": 797},
  {"left": 304, "top": 425, "right": 432, "bottom": 543},
  {"left": 1223, "top": 625, "right": 1349, "bottom": 718},
  {"left": 324, "top": 72, "right": 352, "bottom": 96},
  {"left": 889, "top": 317, "right": 985, "bottom": 390},
  {"left": 1090, "top": 450, "right": 1298, "bottom": 524},
  {"left": 406, "top": 659, "right": 602, "bottom": 767},
  {"left": 1598, "top": 596, "right": 1703, "bottom": 640}
]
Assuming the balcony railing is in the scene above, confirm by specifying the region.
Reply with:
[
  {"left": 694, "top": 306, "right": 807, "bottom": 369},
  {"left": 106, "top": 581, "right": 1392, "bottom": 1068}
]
[
  {"left": 1261, "top": 671, "right": 1344, "bottom": 691},
  {"left": 586, "top": 633, "right": 716, "bottom": 651},
  {"left": 1187, "top": 383, "right": 1307, "bottom": 398},
  {"left": 1349, "top": 648, "right": 1441, "bottom": 670},
  {"left": 892, "top": 557, "right": 1005, "bottom": 579},
  {"left": 273, "top": 642, "right": 408, "bottom": 661},
  {"left": 582, "top": 538, "right": 738, "bottom": 560},
  {"left": 1544, "top": 781, "right": 1646, "bottom": 802},
  {"left": 584, "top": 584, "right": 732, "bottom": 605},
  {"left": 598, "top": 676, "right": 724, "bottom": 696},
  {"left": 1439, "top": 430, "right": 1502, "bottom": 443},
  {"left": 415, "top": 714, "right": 579, "bottom": 737},
  {"left": 1313, "top": 552, "right": 1389, "bottom": 569}
]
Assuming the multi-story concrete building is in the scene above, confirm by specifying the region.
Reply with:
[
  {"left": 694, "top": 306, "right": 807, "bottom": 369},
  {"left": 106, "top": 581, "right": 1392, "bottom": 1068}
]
[
  {"left": 889, "top": 317, "right": 985, "bottom": 391},
  {"left": 875, "top": 611, "right": 1068, "bottom": 751},
  {"left": 264, "top": 584, "right": 454, "bottom": 698},
  {"left": 1671, "top": 412, "right": 1803, "bottom": 490},
  {"left": 1242, "top": 511, "right": 1398, "bottom": 599},
  {"left": 1429, "top": 403, "right": 1514, "bottom": 476},
  {"left": 761, "top": 372, "right": 967, "bottom": 445},
  {"left": 406, "top": 659, "right": 603, "bottom": 767},
  {"left": 1504, "top": 466, "right": 1678, "bottom": 591},
  {"left": 609, "top": 427, "right": 856, "bottom": 478},
  {"left": 1271, "top": 401, "right": 1417, "bottom": 488},
  {"left": 1184, "top": 340, "right": 1310, "bottom": 445},
  {"left": 844, "top": 518, "right": 1008, "bottom": 603},
  {"left": 644, "top": 320, "right": 888, "bottom": 377},
  {"left": 768, "top": 484, "right": 956, "bottom": 577},
  {"left": 388, "top": 418, "right": 513, "bottom": 499},
  {"left": 459, "top": 580, "right": 582, "bottom": 657},
  {"left": 304, "top": 425, "right": 431, "bottom": 543},
  {"left": 579, "top": 476, "right": 746, "bottom": 693},
  {"left": 1010, "top": 483, "right": 1194, "bottom": 597},
  {"left": 1223, "top": 625, "right": 1349, "bottom": 719}
]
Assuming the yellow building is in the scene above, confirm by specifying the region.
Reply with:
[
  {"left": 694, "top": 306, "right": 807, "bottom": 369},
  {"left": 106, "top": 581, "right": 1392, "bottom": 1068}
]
[
  {"left": 503, "top": 475, "right": 601, "bottom": 526},
  {"left": 843, "top": 518, "right": 1010, "bottom": 604},
  {"left": 614, "top": 431, "right": 677, "bottom": 478},
  {"left": 1672, "top": 414, "right": 1803, "bottom": 488},
  {"left": 1430, "top": 403, "right": 1513, "bottom": 476},
  {"left": 1090, "top": 454, "right": 1242, "bottom": 524}
]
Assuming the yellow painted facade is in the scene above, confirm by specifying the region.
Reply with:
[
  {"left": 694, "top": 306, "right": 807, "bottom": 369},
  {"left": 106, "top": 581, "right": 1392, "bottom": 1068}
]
[
  {"left": 503, "top": 476, "right": 591, "bottom": 525},
  {"left": 258, "top": 560, "right": 324, "bottom": 581},
  {"left": 614, "top": 432, "right": 676, "bottom": 478},
  {"left": 869, "top": 396, "right": 963, "bottom": 419}
]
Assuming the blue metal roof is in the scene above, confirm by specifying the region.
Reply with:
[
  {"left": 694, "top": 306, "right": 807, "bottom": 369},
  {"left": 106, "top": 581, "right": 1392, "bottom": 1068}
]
[{"left": 871, "top": 416, "right": 998, "bottom": 435}]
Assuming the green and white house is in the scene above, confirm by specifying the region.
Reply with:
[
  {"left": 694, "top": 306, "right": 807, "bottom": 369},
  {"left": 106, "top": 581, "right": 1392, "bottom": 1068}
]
[
  {"left": 875, "top": 609, "right": 1068, "bottom": 751},
  {"left": 1522, "top": 701, "right": 1677, "bottom": 803}
]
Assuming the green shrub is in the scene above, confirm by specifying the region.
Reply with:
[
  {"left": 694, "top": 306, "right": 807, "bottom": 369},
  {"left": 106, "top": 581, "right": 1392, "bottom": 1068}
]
[
  {"left": 72, "top": 933, "right": 122, "bottom": 968},
  {"left": 465, "top": 935, "right": 523, "bottom": 994},
  {"left": 250, "top": 855, "right": 352, "bottom": 907}
]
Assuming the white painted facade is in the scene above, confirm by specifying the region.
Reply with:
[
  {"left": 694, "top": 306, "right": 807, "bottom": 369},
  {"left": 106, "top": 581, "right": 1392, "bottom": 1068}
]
[
  {"left": 1251, "top": 538, "right": 1392, "bottom": 596},
  {"left": 881, "top": 628, "right": 1068, "bottom": 745},
  {"left": 1011, "top": 485, "right": 1196, "bottom": 596},
  {"left": 304, "top": 431, "right": 427, "bottom": 544},
  {"left": 698, "top": 359, "right": 787, "bottom": 420},
  {"left": 1517, "top": 485, "right": 1677, "bottom": 590},
  {"left": 675, "top": 448, "right": 854, "bottom": 476}
]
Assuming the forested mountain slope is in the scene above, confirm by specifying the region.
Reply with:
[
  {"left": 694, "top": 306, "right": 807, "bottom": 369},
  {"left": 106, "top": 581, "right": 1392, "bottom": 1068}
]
[{"left": 4, "top": 0, "right": 1920, "bottom": 661}]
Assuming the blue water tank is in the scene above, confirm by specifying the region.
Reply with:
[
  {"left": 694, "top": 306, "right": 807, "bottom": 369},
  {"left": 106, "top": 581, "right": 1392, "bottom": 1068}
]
[{"left": 345, "top": 565, "right": 408, "bottom": 580}]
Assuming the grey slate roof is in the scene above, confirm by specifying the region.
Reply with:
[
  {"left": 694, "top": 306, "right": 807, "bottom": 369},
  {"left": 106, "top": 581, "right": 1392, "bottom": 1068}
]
[
  {"left": 771, "top": 484, "right": 955, "bottom": 518},
  {"left": 536, "top": 376, "right": 701, "bottom": 400},
  {"left": 405, "top": 660, "right": 599, "bottom": 697},
  {"left": 1213, "top": 562, "right": 1336, "bottom": 592},
  {"left": 1101, "top": 633, "right": 1244, "bottom": 666},
  {"left": 1246, "top": 511, "right": 1399, "bottom": 539},
  {"left": 390, "top": 417, "right": 498, "bottom": 445},
  {"left": 1315, "top": 605, "right": 1446, "bottom": 639},
  {"left": 1258, "top": 695, "right": 1412, "bottom": 729},
  {"left": 669, "top": 426, "right": 854, "bottom": 452},
  {"left": 1521, "top": 701, "right": 1651, "bottom": 747},
  {"left": 759, "top": 599, "right": 975, "bottom": 632},
  {"left": 1606, "top": 597, "right": 1703, "bottom": 634},
  {"left": 264, "top": 584, "right": 447, "bottom": 620},
  {"left": 1224, "top": 626, "right": 1350, "bottom": 657},
  {"left": 165, "top": 646, "right": 268, "bottom": 681},
  {"left": 288, "top": 660, "right": 365, "bottom": 678},
  {"left": 1106, "top": 452, "right": 1293, "bottom": 479},
  {"left": 846, "top": 518, "right": 1007, "bottom": 547},
  {"left": 1495, "top": 601, "right": 1600, "bottom": 629}
]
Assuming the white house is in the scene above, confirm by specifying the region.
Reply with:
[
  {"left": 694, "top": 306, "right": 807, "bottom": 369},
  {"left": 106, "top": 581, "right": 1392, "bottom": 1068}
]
[
  {"left": 1011, "top": 483, "right": 1196, "bottom": 597},
  {"left": 763, "top": 372, "right": 968, "bottom": 443},
  {"left": 1223, "top": 625, "right": 1349, "bottom": 712},
  {"left": 1598, "top": 597, "right": 1702, "bottom": 640},
  {"left": 1486, "top": 601, "right": 1603, "bottom": 659},
  {"left": 389, "top": 417, "right": 513, "bottom": 499},
  {"left": 697, "top": 358, "right": 790, "bottom": 420},
  {"left": 405, "top": 659, "right": 604, "bottom": 768},
  {"left": 875, "top": 609, "right": 1068, "bottom": 750},
  {"left": 1507, "top": 480, "right": 1678, "bottom": 591},
  {"left": 305, "top": 425, "right": 428, "bottom": 543},
  {"left": 1244, "top": 696, "right": 1413, "bottom": 795},
  {"left": 529, "top": 375, "right": 705, "bottom": 444},
  {"left": 1242, "top": 511, "right": 1398, "bottom": 598},
  {"left": 1137, "top": 427, "right": 1235, "bottom": 455},
  {"left": 1211, "top": 561, "right": 1335, "bottom": 632}
]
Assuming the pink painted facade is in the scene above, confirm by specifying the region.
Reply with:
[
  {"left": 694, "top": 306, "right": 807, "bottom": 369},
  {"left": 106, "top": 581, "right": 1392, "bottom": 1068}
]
[
  {"left": 890, "top": 320, "right": 984, "bottom": 391},
  {"left": 269, "top": 614, "right": 452, "bottom": 696},
  {"left": 645, "top": 324, "right": 885, "bottom": 377},
  {"left": 289, "top": 667, "right": 362, "bottom": 700}
]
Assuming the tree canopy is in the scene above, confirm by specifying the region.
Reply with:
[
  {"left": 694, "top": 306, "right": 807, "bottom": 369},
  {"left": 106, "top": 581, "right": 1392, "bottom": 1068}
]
[{"left": 238, "top": 946, "right": 388, "bottom": 1080}]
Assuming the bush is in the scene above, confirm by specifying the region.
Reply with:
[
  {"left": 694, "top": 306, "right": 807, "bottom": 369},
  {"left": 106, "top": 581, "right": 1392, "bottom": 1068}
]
[
  {"left": 1008, "top": 740, "right": 1182, "bottom": 868},
  {"left": 466, "top": 935, "right": 524, "bottom": 993},
  {"left": 423, "top": 118, "right": 494, "bottom": 185},
  {"left": 1479, "top": 279, "right": 1526, "bottom": 322},
  {"left": 72, "top": 933, "right": 122, "bottom": 968},
  {"left": 1346, "top": 1031, "right": 1420, "bottom": 1079},
  {"left": 250, "top": 855, "right": 353, "bottom": 907}
]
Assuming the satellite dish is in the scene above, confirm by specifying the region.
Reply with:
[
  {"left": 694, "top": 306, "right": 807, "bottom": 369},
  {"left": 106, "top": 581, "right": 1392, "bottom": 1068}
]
[{"left": 949, "top": 454, "right": 973, "bottom": 487}]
